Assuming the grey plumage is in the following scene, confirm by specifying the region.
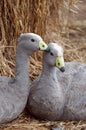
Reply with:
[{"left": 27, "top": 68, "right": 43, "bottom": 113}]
[
  {"left": 0, "top": 33, "right": 47, "bottom": 124},
  {"left": 58, "top": 62, "right": 86, "bottom": 120},
  {"left": 27, "top": 42, "right": 86, "bottom": 121},
  {"left": 27, "top": 43, "right": 65, "bottom": 120}
]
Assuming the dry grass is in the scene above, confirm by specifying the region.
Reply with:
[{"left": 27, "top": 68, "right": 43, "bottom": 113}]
[
  {"left": 0, "top": 113, "right": 86, "bottom": 130},
  {"left": 0, "top": 0, "right": 86, "bottom": 130}
]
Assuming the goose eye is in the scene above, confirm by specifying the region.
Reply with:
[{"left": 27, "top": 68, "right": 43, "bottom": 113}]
[
  {"left": 50, "top": 52, "right": 54, "bottom": 56},
  {"left": 31, "top": 39, "right": 35, "bottom": 42}
]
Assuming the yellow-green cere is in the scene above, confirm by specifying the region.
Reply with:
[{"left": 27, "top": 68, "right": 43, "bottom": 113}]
[
  {"left": 56, "top": 56, "right": 65, "bottom": 68},
  {"left": 39, "top": 40, "right": 48, "bottom": 50}
]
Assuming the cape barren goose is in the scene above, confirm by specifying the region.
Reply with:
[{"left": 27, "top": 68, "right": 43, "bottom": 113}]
[
  {"left": 28, "top": 42, "right": 86, "bottom": 121},
  {"left": 0, "top": 33, "right": 47, "bottom": 124},
  {"left": 27, "top": 42, "right": 65, "bottom": 120}
]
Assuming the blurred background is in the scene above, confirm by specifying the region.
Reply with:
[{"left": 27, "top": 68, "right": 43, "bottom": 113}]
[{"left": 0, "top": 0, "right": 86, "bottom": 129}]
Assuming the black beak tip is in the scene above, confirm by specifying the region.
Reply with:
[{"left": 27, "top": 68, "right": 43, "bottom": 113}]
[
  {"left": 60, "top": 67, "right": 65, "bottom": 72},
  {"left": 44, "top": 47, "right": 50, "bottom": 52}
]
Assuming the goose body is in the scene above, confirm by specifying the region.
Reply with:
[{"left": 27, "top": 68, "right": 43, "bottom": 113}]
[
  {"left": 57, "top": 61, "right": 86, "bottom": 120},
  {"left": 28, "top": 43, "right": 65, "bottom": 120},
  {"left": 28, "top": 43, "right": 86, "bottom": 121},
  {"left": 0, "top": 33, "right": 47, "bottom": 124}
]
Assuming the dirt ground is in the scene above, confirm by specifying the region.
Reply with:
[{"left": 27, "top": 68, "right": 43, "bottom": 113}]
[{"left": 0, "top": 1, "right": 86, "bottom": 130}]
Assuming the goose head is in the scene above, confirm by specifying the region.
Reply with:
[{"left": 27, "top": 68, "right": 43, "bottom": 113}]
[
  {"left": 18, "top": 33, "right": 48, "bottom": 55},
  {"left": 44, "top": 42, "right": 65, "bottom": 72}
]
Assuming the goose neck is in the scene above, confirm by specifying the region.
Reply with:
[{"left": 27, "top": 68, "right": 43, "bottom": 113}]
[
  {"left": 14, "top": 45, "right": 29, "bottom": 90},
  {"left": 42, "top": 62, "right": 57, "bottom": 78}
]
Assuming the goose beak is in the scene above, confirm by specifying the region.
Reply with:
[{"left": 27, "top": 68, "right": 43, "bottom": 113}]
[
  {"left": 39, "top": 41, "right": 48, "bottom": 50},
  {"left": 56, "top": 56, "right": 65, "bottom": 72}
]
